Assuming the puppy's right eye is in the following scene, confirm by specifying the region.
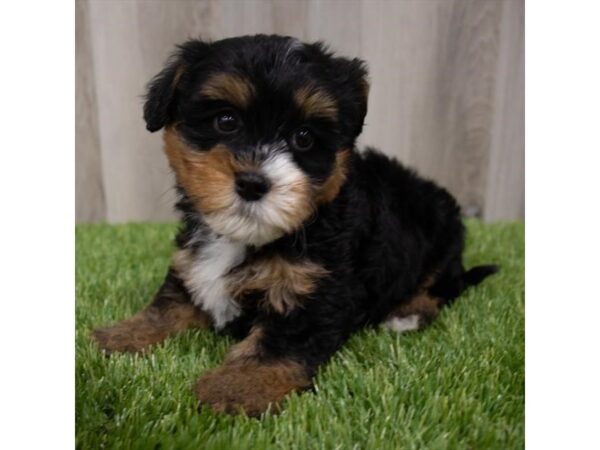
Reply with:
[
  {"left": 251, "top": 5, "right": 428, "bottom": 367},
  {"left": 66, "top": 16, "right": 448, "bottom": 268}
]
[
  {"left": 214, "top": 112, "right": 240, "bottom": 134},
  {"left": 291, "top": 127, "right": 315, "bottom": 151}
]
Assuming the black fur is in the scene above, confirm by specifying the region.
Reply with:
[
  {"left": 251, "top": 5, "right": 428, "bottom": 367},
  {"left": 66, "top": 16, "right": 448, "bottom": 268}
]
[
  {"left": 223, "top": 148, "right": 496, "bottom": 371},
  {"left": 142, "top": 36, "right": 497, "bottom": 396}
]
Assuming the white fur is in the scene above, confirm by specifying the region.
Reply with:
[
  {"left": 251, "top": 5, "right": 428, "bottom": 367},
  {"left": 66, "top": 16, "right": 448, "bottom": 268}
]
[
  {"left": 204, "top": 150, "right": 308, "bottom": 246},
  {"left": 283, "top": 38, "right": 302, "bottom": 61},
  {"left": 204, "top": 210, "right": 280, "bottom": 247},
  {"left": 382, "top": 315, "right": 421, "bottom": 333},
  {"left": 186, "top": 236, "right": 246, "bottom": 329},
  {"left": 257, "top": 151, "right": 308, "bottom": 228}
]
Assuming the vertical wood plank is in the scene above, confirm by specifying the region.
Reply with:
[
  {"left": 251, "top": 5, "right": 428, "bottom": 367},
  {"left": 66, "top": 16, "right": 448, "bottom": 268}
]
[
  {"left": 88, "top": 0, "right": 169, "bottom": 223},
  {"left": 270, "top": 0, "right": 308, "bottom": 38},
  {"left": 304, "top": 0, "right": 363, "bottom": 56},
  {"left": 76, "top": 0, "right": 105, "bottom": 222},
  {"left": 484, "top": 0, "right": 525, "bottom": 221},
  {"left": 219, "top": 0, "right": 275, "bottom": 37},
  {"left": 360, "top": 0, "right": 440, "bottom": 162},
  {"left": 87, "top": 0, "right": 221, "bottom": 223},
  {"left": 363, "top": 0, "right": 504, "bottom": 218}
]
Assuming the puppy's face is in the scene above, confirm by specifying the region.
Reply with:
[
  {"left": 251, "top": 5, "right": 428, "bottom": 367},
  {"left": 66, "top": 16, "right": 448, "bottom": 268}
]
[{"left": 144, "top": 35, "right": 369, "bottom": 246}]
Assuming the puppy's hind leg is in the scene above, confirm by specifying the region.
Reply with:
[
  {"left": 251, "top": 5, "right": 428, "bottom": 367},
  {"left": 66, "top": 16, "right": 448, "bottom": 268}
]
[
  {"left": 382, "top": 260, "right": 499, "bottom": 334},
  {"left": 381, "top": 287, "right": 441, "bottom": 333},
  {"left": 91, "top": 269, "right": 211, "bottom": 354}
]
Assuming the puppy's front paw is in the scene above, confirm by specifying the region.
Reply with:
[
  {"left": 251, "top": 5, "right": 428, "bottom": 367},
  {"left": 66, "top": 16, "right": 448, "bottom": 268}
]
[
  {"left": 90, "top": 325, "right": 144, "bottom": 354},
  {"left": 194, "top": 361, "right": 312, "bottom": 417},
  {"left": 90, "top": 313, "right": 166, "bottom": 354}
]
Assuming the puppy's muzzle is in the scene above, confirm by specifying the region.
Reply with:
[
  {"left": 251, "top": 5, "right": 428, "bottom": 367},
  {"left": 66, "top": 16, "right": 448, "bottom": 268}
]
[{"left": 234, "top": 171, "right": 271, "bottom": 202}]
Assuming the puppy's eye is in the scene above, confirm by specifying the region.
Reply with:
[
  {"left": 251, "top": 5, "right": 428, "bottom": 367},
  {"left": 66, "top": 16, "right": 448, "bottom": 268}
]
[
  {"left": 214, "top": 112, "right": 240, "bottom": 134},
  {"left": 291, "top": 127, "right": 314, "bottom": 151}
]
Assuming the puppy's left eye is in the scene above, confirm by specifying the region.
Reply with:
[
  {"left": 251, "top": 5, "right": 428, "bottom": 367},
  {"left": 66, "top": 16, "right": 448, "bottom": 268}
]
[
  {"left": 214, "top": 112, "right": 240, "bottom": 134},
  {"left": 291, "top": 128, "right": 315, "bottom": 151}
]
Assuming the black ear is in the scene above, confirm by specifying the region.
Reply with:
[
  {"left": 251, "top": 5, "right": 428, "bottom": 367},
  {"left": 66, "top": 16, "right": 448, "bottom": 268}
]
[
  {"left": 333, "top": 56, "right": 370, "bottom": 138},
  {"left": 143, "top": 55, "right": 183, "bottom": 132},
  {"left": 143, "top": 40, "right": 209, "bottom": 132},
  {"left": 305, "top": 43, "right": 370, "bottom": 138}
]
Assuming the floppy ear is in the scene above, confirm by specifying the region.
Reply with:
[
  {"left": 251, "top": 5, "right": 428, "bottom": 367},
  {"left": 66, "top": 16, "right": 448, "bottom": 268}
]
[
  {"left": 333, "top": 56, "right": 370, "bottom": 138},
  {"left": 143, "top": 40, "right": 209, "bottom": 132}
]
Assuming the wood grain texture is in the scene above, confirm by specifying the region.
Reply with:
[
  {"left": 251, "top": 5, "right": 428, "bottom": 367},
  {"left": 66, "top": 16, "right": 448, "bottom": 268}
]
[
  {"left": 76, "top": 0, "right": 524, "bottom": 223},
  {"left": 76, "top": 0, "right": 105, "bottom": 222},
  {"left": 484, "top": 0, "right": 525, "bottom": 221}
]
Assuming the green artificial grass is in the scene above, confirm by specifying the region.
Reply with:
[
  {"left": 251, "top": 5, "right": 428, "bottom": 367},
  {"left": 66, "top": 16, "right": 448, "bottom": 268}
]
[{"left": 76, "top": 220, "right": 524, "bottom": 450}]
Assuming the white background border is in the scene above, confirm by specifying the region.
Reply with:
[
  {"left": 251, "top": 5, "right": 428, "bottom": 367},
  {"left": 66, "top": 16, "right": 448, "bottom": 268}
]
[
  {"left": 0, "top": 1, "right": 74, "bottom": 448},
  {"left": 527, "top": 0, "right": 600, "bottom": 448},
  {"left": 2, "top": 0, "right": 600, "bottom": 448}
]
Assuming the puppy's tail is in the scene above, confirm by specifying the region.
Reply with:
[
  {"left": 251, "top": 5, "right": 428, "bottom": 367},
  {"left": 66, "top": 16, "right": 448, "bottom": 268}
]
[
  {"left": 430, "top": 264, "right": 499, "bottom": 305},
  {"left": 462, "top": 264, "right": 499, "bottom": 287}
]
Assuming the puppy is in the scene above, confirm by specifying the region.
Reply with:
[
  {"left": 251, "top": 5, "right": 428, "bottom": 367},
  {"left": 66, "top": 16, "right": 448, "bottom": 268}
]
[{"left": 91, "top": 35, "right": 497, "bottom": 417}]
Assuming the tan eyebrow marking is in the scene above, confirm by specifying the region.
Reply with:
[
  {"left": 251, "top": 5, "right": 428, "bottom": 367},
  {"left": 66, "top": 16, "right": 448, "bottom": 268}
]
[
  {"left": 294, "top": 87, "right": 338, "bottom": 120},
  {"left": 199, "top": 73, "right": 256, "bottom": 108}
]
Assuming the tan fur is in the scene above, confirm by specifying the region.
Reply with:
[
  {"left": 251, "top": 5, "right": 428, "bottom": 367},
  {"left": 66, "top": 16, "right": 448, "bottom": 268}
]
[
  {"left": 392, "top": 292, "right": 441, "bottom": 319},
  {"left": 199, "top": 73, "right": 255, "bottom": 108},
  {"left": 386, "top": 276, "right": 441, "bottom": 325},
  {"left": 171, "top": 247, "right": 193, "bottom": 279},
  {"left": 171, "top": 247, "right": 205, "bottom": 294},
  {"left": 164, "top": 127, "right": 350, "bottom": 237},
  {"left": 195, "top": 360, "right": 312, "bottom": 416},
  {"left": 163, "top": 128, "right": 253, "bottom": 214},
  {"left": 173, "top": 64, "right": 186, "bottom": 87},
  {"left": 224, "top": 327, "right": 264, "bottom": 365},
  {"left": 164, "top": 128, "right": 314, "bottom": 235},
  {"left": 294, "top": 86, "right": 338, "bottom": 120},
  {"left": 315, "top": 149, "right": 350, "bottom": 204},
  {"left": 91, "top": 301, "right": 211, "bottom": 354},
  {"left": 227, "top": 256, "right": 329, "bottom": 314},
  {"left": 267, "top": 174, "right": 314, "bottom": 235}
]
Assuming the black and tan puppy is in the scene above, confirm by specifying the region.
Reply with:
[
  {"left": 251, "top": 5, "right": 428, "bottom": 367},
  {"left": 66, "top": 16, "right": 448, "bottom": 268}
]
[{"left": 92, "top": 35, "right": 497, "bottom": 417}]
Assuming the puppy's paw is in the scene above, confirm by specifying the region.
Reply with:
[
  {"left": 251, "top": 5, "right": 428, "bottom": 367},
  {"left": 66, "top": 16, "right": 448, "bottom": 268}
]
[
  {"left": 90, "top": 325, "right": 144, "bottom": 354},
  {"left": 91, "top": 303, "right": 212, "bottom": 354},
  {"left": 90, "top": 314, "right": 166, "bottom": 354},
  {"left": 194, "top": 361, "right": 312, "bottom": 417}
]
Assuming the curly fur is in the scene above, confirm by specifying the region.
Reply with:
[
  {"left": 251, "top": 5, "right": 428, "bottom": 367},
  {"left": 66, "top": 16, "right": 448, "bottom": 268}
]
[{"left": 92, "top": 34, "right": 498, "bottom": 417}]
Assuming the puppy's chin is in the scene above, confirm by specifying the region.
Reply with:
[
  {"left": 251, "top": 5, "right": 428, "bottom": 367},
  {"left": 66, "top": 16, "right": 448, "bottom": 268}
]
[
  {"left": 203, "top": 197, "right": 307, "bottom": 246},
  {"left": 203, "top": 209, "right": 285, "bottom": 247}
]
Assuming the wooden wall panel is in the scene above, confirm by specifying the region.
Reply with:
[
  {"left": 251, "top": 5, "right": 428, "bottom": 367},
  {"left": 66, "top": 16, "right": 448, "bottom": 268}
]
[
  {"left": 76, "top": 0, "right": 524, "bottom": 223},
  {"left": 484, "top": 0, "right": 525, "bottom": 221},
  {"left": 75, "top": 0, "right": 105, "bottom": 222}
]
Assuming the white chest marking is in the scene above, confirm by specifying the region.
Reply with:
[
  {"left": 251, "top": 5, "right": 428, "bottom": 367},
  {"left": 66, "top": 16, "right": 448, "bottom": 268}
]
[
  {"left": 382, "top": 314, "right": 421, "bottom": 333},
  {"left": 186, "top": 237, "right": 246, "bottom": 329}
]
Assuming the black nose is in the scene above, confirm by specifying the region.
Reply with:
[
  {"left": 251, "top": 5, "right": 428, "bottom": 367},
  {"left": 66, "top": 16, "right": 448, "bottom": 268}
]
[{"left": 234, "top": 172, "right": 271, "bottom": 201}]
